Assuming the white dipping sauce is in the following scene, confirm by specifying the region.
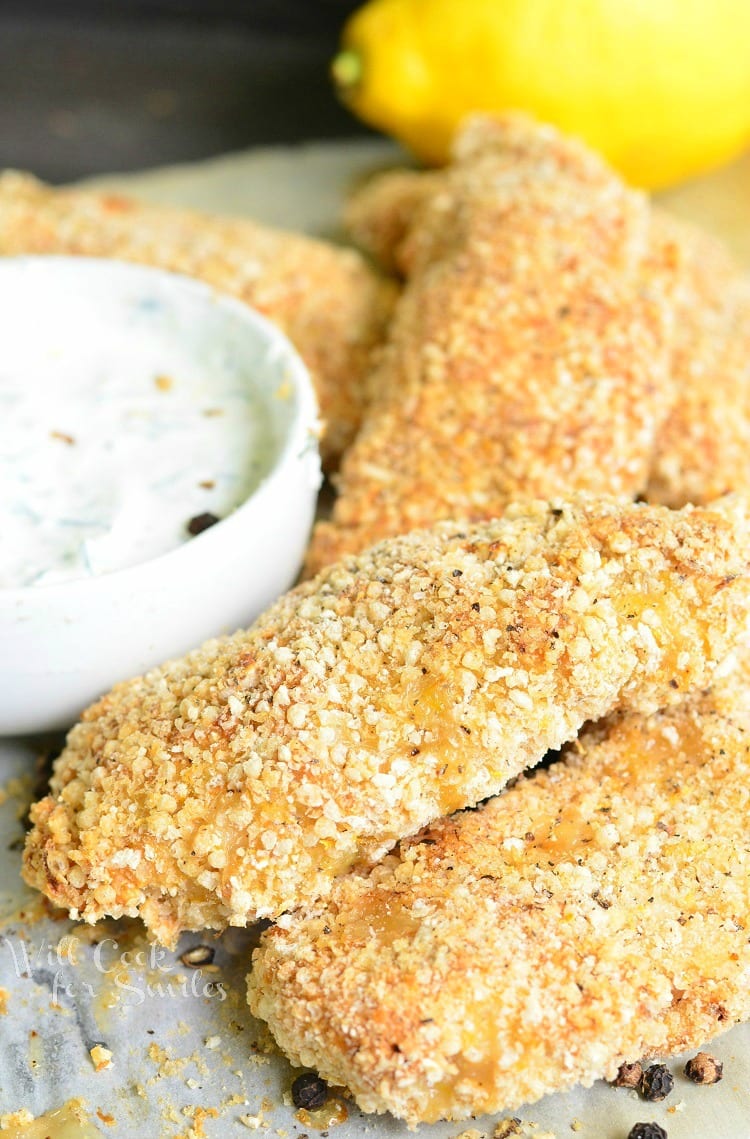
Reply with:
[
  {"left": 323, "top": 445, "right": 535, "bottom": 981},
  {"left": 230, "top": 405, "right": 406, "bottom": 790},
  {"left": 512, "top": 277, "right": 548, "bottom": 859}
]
[{"left": 0, "top": 276, "right": 277, "bottom": 588}]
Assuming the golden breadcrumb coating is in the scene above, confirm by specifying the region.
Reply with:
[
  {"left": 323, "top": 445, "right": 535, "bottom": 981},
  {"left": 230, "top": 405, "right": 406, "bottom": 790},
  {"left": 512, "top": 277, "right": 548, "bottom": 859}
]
[
  {"left": 344, "top": 149, "right": 750, "bottom": 519},
  {"left": 249, "top": 644, "right": 750, "bottom": 1125},
  {"left": 0, "top": 171, "right": 395, "bottom": 466},
  {"left": 344, "top": 167, "right": 436, "bottom": 276},
  {"left": 307, "top": 116, "right": 678, "bottom": 573},
  {"left": 646, "top": 214, "right": 750, "bottom": 507},
  {"left": 22, "top": 495, "right": 750, "bottom": 946}
]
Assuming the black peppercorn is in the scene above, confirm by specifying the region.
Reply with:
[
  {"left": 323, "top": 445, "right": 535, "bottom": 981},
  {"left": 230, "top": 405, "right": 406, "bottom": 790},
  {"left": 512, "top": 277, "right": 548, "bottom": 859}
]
[
  {"left": 186, "top": 511, "right": 220, "bottom": 536},
  {"left": 640, "top": 1063, "right": 674, "bottom": 1101},
  {"left": 627, "top": 1124, "right": 667, "bottom": 1139},
  {"left": 291, "top": 1072, "right": 329, "bottom": 1111},
  {"left": 613, "top": 1060, "right": 643, "bottom": 1088},
  {"left": 684, "top": 1051, "right": 723, "bottom": 1084}
]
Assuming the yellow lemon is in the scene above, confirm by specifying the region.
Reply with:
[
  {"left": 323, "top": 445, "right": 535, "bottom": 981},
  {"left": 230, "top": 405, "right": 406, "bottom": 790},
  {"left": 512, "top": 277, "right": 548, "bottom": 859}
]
[{"left": 332, "top": 0, "right": 750, "bottom": 188}]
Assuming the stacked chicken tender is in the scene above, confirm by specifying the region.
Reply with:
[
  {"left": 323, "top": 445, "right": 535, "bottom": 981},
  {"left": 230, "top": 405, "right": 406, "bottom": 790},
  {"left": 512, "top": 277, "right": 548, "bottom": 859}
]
[
  {"left": 309, "top": 116, "right": 750, "bottom": 570},
  {"left": 17, "top": 116, "right": 750, "bottom": 1125}
]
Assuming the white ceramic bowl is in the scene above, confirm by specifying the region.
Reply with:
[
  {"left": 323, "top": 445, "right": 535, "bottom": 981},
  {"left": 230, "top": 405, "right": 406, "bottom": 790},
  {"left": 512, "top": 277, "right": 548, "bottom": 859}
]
[{"left": 0, "top": 257, "right": 321, "bottom": 735}]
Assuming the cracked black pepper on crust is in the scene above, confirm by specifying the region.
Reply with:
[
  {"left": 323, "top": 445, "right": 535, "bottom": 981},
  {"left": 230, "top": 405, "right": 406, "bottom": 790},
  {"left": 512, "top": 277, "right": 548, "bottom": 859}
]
[
  {"left": 22, "top": 494, "right": 750, "bottom": 946},
  {"left": 249, "top": 643, "right": 750, "bottom": 1125}
]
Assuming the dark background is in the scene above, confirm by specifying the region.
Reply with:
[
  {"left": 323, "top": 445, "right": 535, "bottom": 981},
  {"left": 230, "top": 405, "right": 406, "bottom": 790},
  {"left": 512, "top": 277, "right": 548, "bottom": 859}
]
[{"left": 0, "top": 0, "right": 367, "bottom": 182}]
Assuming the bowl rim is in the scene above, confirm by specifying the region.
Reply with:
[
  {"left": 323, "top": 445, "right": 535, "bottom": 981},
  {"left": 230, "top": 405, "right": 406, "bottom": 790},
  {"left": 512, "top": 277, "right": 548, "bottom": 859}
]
[{"left": 0, "top": 254, "right": 322, "bottom": 602}]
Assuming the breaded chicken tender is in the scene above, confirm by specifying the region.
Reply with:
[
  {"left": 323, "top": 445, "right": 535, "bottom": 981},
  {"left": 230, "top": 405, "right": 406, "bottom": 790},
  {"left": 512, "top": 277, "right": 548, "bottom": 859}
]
[
  {"left": 23, "top": 496, "right": 750, "bottom": 946},
  {"left": 307, "top": 116, "right": 678, "bottom": 572},
  {"left": 0, "top": 171, "right": 395, "bottom": 466},
  {"left": 346, "top": 155, "right": 750, "bottom": 515},
  {"left": 646, "top": 215, "right": 750, "bottom": 507},
  {"left": 249, "top": 644, "right": 750, "bottom": 1125},
  {"left": 344, "top": 167, "right": 436, "bottom": 276}
]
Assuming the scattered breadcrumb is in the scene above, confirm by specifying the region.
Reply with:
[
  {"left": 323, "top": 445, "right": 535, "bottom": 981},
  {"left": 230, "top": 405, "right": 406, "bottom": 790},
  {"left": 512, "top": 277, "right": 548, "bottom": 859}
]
[
  {"left": 0, "top": 1110, "right": 34, "bottom": 1131},
  {"left": 490, "top": 1124, "right": 555, "bottom": 1139},
  {"left": 177, "top": 1105, "right": 219, "bottom": 1139},
  {"left": 0, "top": 774, "right": 33, "bottom": 817},
  {"left": 494, "top": 1122, "right": 523, "bottom": 1139},
  {"left": 89, "top": 1044, "right": 113, "bottom": 1072},
  {"left": 55, "top": 934, "right": 81, "bottom": 964},
  {"left": 147, "top": 1041, "right": 187, "bottom": 1077}
]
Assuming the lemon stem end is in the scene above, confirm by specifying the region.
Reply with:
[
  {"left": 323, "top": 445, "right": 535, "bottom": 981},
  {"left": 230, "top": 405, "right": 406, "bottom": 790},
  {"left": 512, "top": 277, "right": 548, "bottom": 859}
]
[{"left": 332, "top": 50, "right": 363, "bottom": 94}]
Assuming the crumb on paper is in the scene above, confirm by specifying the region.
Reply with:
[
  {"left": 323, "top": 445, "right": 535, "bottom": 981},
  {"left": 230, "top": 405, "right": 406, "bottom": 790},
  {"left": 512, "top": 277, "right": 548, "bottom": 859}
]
[
  {"left": 180, "top": 938, "right": 214, "bottom": 965},
  {"left": 89, "top": 1044, "right": 113, "bottom": 1071},
  {"left": 0, "top": 774, "right": 34, "bottom": 816},
  {"left": 96, "top": 1109, "right": 116, "bottom": 1127},
  {"left": 192, "top": 1052, "right": 209, "bottom": 1078},
  {"left": 239, "top": 1115, "right": 263, "bottom": 1130},
  {"left": 492, "top": 1124, "right": 556, "bottom": 1139},
  {"left": 571, "top": 1121, "right": 583, "bottom": 1132},
  {"left": 178, "top": 1105, "right": 219, "bottom": 1139},
  {"left": 204, "top": 1034, "right": 221, "bottom": 1050},
  {"left": 55, "top": 934, "right": 81, "bottom": 964},
  {"left": 0, "top": 1109, "right": 34, "bottom": 1131},
  {"left": 667, "top": 1101, "right": 686, "bottom": 1114},
  {"left": 0, "top": 988, "right": 9, "bottom": 1015},
  {"left": 494, "top": 1124, "right": 523, "bottom": 1139},
  {"left": 147, "top": 1041, "right": 188, "bottom": 1078},
  {"left": 154, "top": 374, "right": 173, "bottom": 392}
]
